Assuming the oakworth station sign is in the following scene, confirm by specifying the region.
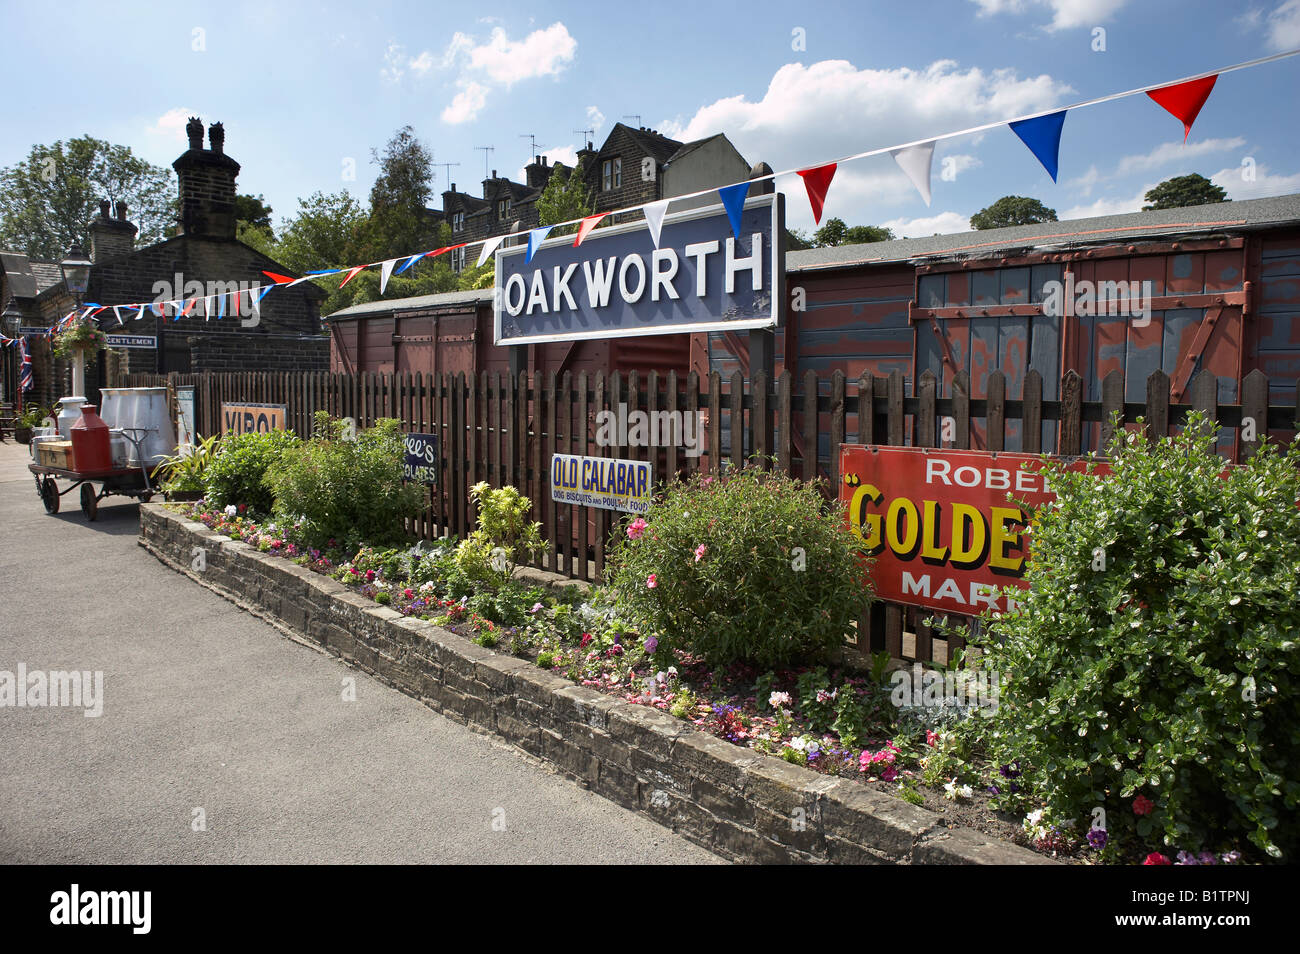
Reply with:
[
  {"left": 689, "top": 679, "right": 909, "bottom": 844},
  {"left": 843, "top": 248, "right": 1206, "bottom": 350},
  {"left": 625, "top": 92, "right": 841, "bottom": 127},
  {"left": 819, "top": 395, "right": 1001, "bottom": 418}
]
[{"left": 493, "top": 194, "right": 784, "bottom": 345}]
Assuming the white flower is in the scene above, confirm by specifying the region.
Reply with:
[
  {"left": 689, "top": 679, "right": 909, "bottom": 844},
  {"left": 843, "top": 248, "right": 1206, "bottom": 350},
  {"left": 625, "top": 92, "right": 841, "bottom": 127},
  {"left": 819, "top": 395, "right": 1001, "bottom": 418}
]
[
  {"left": 224, "top": 504, "right": 237, "bottom": 517},
  {"left": 667, "top": 666, "right": 678, "bottom": 678},
  {"left": 419, "top": 581, "right": 437, "bottom": 594},
  {"left": 769, "top": 691, "right": 792, "bottom": 709},
  {"left": 943, "top": 778, "right": 973, "bottom": 801}
]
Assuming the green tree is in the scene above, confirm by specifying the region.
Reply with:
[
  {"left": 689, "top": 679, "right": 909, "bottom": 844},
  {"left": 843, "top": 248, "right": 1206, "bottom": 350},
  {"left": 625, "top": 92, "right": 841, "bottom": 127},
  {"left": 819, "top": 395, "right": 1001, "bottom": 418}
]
[
  {"left": 1142, "top": 173, "right": 1228, "bottom": 210},
  {"left": 235, "top": 193, "right": 274, "bottom": 236},
  {"left": 969, "top": 195, "right": 1058, "bottom": 230},
  {"left": 813, "top": 217, "right": 895, "bottom": 246},
  {"left": 364, "top": 125, "right": 435, "bottom": 260},
  {"left": 536, "top": 160, "right": 594, "bottom": 235},
  {"left": 273, "top": 190, "right": 370, "bottom": 317},
  {"left": 784, "top": 227, "right": 814, "bottom": 251},
  {"left": 0, "top": 136, "right": 176, "bottom": 259}
]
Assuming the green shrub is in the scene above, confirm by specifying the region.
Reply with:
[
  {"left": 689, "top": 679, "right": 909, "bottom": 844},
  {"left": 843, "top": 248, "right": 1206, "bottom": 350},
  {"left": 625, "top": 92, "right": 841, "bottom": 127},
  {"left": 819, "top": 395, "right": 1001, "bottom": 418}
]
[
  {"left": 969, "top": 416, "right": 1300, "bottom": 860},
  {"left": 265, "top": 413, "right": 423, "bottom": 548},
  {"left": 154, "top": 434, "right": 220, "bottom": 494},
  {"left": 606, "top": 465, "right": 872, "bottom": 668},
  {"left": 204, "top": 428, "right": 301, "bottom": 514},
  {"left": 451, "top": 482, "right": 545, "bottom": 590}
]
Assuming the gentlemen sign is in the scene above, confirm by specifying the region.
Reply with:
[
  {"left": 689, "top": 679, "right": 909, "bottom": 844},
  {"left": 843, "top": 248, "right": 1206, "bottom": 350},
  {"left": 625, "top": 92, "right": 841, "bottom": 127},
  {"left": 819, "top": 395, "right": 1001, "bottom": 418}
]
[
  {"left": 105, "top": 334, "right": 156, "bottom": 348},
  {"left": 495, "top": 194, "right": 783, "bottom": 345},
  {"left": 551, "top": 453, "right": 652, "bottom": 514},
  {"left": 839, "top": 446, "right": 1109, "bottom": 615},
  {"left": 221, "top": 403, "right": 287, "bottom": 435},
  {"left": 402, "top": 432, "right": 439, "bottom": 484}
]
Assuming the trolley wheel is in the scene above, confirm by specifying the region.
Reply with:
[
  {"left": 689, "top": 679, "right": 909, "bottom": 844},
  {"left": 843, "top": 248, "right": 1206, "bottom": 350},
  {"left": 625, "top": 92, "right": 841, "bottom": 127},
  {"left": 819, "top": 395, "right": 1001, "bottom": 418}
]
[
  {"left": 41, "top": 477, "right": 60, "bottom": 514},
  {"left": 80, "top": 482, "right": 99, "bottom": 521}
]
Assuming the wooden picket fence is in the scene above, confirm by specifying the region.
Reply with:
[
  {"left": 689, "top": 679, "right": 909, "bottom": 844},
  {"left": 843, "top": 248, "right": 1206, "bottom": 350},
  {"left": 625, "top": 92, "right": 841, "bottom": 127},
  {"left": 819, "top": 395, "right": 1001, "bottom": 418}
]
[{"left": 121, "top": 365, "right": 1299, "bottom": 663}]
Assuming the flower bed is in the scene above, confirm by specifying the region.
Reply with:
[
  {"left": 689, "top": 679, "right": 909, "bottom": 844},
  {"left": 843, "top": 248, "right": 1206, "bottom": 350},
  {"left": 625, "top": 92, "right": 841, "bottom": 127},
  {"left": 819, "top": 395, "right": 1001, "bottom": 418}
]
[{"left": 166, "top": 497, "right": 1252, "bottom": 865}]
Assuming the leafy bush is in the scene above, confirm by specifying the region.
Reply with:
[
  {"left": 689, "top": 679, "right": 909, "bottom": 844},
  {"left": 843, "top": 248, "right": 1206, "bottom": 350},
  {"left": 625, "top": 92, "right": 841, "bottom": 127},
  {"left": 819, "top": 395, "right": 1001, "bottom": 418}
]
[
  {"left": 203, "top": 428, "right": 301, "bottom": 514},
  {"left": 607, "top": 465, "right": 873, "bottom": 668},
  {"left": 154, "top": 434, "right": 219, "bottom": 494},
  {"left": 451, "top": 482, "right": 545, "bottom": 589},
  {"left": 265, "top": 413, "right": 422, "bottom": 549},
  {"left": 969, "top": 416, "right": 1300, "bottom": 860}
]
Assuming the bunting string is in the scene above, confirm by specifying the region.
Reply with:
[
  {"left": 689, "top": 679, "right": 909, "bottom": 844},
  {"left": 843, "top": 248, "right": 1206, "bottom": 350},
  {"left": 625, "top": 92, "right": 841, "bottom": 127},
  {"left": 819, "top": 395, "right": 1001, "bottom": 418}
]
[{"left": 51, "top": 48, "right": 1300, "bottom": 323}]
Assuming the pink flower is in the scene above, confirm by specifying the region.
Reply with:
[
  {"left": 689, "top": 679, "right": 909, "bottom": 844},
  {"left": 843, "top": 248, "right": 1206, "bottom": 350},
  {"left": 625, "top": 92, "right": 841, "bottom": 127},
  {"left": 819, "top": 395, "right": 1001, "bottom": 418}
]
[
  {"left": 403, "top": 588, "right": 414, "bottom": 599},
  {"left": 926, "top": 730, "right": 939, "bottom": 747},
  {"left": 881, "top": 766, "right": 899, "bottom": 782},
  {"left": 694, "top": 544, "right": 707, "bottom": 562},
  {"left": 626, "top": 518, "right": 647, "bottom": 541},
  {"left": 1143, "top": 852, "right": 1171, "bottom": 866},
  {"left": 1133, "top": 795, "right": 1155, "bottom": 816},
  {"left": 646, "top": 573, "right": 657, "bottom": 589},
  {"left": 580, "top": 632, "right": 593, "bottom": 647},
  {"left": 365, "top": 569, "right": 376, "bottom": 582}
]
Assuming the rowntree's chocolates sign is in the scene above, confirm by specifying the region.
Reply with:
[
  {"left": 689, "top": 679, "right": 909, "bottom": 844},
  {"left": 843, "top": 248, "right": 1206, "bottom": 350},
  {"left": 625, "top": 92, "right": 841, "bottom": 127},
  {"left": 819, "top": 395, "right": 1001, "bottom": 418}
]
[
  {"left": 494, "top": 194, "right": 783, "bottom": 345},
  {"left": 839, "top": 446, "right": 1109, "bottom": 615}
]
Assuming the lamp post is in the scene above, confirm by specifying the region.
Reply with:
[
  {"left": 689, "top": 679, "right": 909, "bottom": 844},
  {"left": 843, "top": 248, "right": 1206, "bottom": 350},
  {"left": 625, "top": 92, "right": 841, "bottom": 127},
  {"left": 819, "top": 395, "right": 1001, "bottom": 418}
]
[
  {"left": 59, "top": 242, "right": 93, "bottom": 398},
  {"left": 2, "top": 298, "right": 21, "bottom": 407}
]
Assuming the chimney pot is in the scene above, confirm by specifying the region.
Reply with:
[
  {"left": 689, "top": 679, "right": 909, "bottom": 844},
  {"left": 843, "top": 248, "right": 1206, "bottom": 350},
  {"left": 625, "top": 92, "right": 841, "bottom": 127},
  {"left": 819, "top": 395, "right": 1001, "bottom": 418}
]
[
  {"left": 115, "top": 201, "right": 128, "bottom": 221},
  {"left": 492, "top": 169, "right": 497, "bottom": 178},
  {"left": 208, "top": 122, "right": 225, "bottom": 155},
  {"left": 99, "top": 199, "right": 111, "bottom": 219},
  {"left": 186, "top": 116, "right": 203, "bottom": 150}
]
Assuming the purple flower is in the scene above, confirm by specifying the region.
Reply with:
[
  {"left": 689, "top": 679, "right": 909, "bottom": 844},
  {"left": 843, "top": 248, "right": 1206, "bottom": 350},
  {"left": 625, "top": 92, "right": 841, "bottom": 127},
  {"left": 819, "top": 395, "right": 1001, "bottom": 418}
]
[
  {"left": 999, "top": 761, "right": 1021, "bottom": 779},
  {"left": 1086, "top": 828, "right": 1108, "bottom": 850},
  {"left": 644, "top": 636, "right": 659, "bottom": 654}
]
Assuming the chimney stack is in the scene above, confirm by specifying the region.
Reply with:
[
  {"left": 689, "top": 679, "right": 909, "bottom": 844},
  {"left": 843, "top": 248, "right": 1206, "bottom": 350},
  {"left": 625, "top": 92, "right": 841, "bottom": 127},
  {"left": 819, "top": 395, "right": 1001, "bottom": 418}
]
[
  {"left": 172, "top": 116, "right": 241, "bottom": 240},
  {"left": 87, "top": 196, "right": 137, "bottom": 264}
]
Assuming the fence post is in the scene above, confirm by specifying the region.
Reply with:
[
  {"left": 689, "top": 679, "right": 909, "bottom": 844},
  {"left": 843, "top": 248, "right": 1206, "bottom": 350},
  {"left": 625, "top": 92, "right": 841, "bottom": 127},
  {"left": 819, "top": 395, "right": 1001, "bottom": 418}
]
[
  {"left": 802, "top": 369, "right": 819, "bottom": 481},
  {"left": 777, "top": 370, "right": 792, "bottom": 473},
  {"left": 1240, "top": 369, "right": 1269, "bottom": 462},
  {"left": 1059, "top": 370, "right": 1083, "bottom": 455},
  {"left": 987, "top": 370, "right": 1006, "bottom": 452},
  {"left": 1144, "top": 369, "right": 1170, "bottom": 443},
  {"left": 1099, "top": 369, "right": 1124, "bottom": 453}
]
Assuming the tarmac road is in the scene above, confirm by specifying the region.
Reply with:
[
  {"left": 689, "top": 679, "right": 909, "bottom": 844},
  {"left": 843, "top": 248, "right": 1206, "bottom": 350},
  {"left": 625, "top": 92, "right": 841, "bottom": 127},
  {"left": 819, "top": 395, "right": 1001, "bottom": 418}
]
[{"left": 0, "top": 441, "right": 719, "bottom": 864}]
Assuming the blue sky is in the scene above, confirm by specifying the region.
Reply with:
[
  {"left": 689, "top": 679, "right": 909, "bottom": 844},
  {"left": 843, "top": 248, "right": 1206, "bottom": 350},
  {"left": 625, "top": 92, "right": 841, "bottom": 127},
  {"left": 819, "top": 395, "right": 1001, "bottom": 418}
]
[{"left": 3, "top": 0, "right": 1299, "bottom": 243}]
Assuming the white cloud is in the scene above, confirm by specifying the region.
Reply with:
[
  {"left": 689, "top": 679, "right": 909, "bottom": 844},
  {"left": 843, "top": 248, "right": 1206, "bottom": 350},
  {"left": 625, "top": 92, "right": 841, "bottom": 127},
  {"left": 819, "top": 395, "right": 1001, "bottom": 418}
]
[
  {"left": 380, "top": 42, "right": 405, "bottom": 84},
  {"left": 1116, "top": 137, "right": 1247, "bottom": 176},
  {"left": 880, "top": 210, "right": 973, "bottom": 237},
  {"left": 667, "top": 58, "right": 1070, "bottom": 230},
  {"left": 516, "top": 145, "right": 581, "bottom": 183},
  {"left": 1066, "top": 164, "right": 1102, "bottom": 195},
  {"left": 441, "top": 82, "right": 489, "bottom": 125},
  {"left": 147, "top": 107, "right": 195, "bottom": 143},
  {"left": 436, "top": 23, "right": 578, "bottom": 124},
  {"left": 586, "top": 105, "right": 605, "bottom": 136},
  {"left": 969, "top": 0, "right": 1128, "bottom": 30},
  {"left": 409, "top": 50, "right": 436, "bottom": 76},
  {"left": 1211, "top": 162, "right": 1300, "bottom": 200},
  {"left": 1264, "top": 0, "right": 1300, "bottom": 49},
  {"left": 1060, "top": 188, "right": 1149, "bottom": 219}
]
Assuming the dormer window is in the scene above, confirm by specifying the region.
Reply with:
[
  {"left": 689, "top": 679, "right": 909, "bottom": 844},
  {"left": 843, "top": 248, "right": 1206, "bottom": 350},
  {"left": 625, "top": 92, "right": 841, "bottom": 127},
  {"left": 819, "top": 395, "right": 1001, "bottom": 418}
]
[
  {"left": 602, "top": 157, "right": 622, "bottom": 191},
  {"left": 452, "top": 211, "right": 465, "bottom": 233},
  {"left": 497, "top": 198, "right": 511, "bottom": 218}
]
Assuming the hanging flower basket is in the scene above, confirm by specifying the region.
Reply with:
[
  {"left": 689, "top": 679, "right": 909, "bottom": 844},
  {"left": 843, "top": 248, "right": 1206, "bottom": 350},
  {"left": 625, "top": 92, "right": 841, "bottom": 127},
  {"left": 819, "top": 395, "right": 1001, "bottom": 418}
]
[{"left": 53, "top": 320, "right": 107, "bottom": 360}]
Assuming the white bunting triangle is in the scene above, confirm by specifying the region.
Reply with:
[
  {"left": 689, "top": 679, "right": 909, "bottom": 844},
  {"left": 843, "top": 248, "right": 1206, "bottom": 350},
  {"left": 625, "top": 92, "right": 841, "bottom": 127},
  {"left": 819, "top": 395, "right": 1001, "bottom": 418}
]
[
  {"left": 891, "top": 141, "right": 935, "bottom": 206},
  {"left": 477, "top": 236, "right": 504, "bottom": 268},
  {"left": 380, "top": 258, "right": 397, "bottom": 294},
  {"left": 643, "top": 199, "right": 670, "bottom": 248}
]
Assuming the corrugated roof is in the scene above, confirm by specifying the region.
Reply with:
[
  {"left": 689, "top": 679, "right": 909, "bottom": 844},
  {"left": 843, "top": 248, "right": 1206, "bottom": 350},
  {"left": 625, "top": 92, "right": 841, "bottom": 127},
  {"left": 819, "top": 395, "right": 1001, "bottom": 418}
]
[
  {"left": 786, "top": 193, "right": 1300, "bottom": 272},
  {"left": 327, "top": 287, "right": 493, "bottom": 320}
]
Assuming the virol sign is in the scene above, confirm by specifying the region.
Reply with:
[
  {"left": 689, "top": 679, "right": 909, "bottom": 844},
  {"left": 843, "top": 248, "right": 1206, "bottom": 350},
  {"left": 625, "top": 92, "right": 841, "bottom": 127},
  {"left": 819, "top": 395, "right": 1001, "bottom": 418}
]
[
  {"left": 494, "top": 193, "right": 783, "bottom": 345},
  {"left": 839, "top": 445, "right": 1110, "bottom": 615}
]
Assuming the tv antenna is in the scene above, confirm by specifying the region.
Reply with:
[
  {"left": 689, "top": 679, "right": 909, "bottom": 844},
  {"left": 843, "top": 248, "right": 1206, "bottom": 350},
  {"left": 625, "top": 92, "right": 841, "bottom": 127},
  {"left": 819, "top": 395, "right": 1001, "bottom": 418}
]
[
  {"left": 573, "top": 128, "right": 594, "bottom": 145},
  {"left": 623, "top": 114, "right": 642, "bottom": 127},
  {"left": 474, "top": 146, "right": 495, "bottom": 177},
  {"left": 520, "top": 133, "right": 539, "bottom": 163},
  {"left": 434, "top": 161, "right": 460, "bottom": 190}
]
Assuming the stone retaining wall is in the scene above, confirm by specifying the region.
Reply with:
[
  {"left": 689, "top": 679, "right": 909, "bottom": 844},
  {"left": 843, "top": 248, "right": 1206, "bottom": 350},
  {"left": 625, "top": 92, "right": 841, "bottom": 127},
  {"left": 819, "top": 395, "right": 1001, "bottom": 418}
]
[{"left": 138, "top": 503, "right": 1051, "bottom": 865}]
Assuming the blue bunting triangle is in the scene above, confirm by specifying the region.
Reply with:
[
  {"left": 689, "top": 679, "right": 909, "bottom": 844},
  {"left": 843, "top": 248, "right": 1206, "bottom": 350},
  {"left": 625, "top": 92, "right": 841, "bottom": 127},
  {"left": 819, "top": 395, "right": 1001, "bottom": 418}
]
[
  {"left": 717, "top": 182, "right": 750, "bottom": 240},
  {"left": 1008, "top": 110, "right": 1067, "bottom": 183},
  {"left": 526, "top": 226, "right": 553, "bottom": 264}
]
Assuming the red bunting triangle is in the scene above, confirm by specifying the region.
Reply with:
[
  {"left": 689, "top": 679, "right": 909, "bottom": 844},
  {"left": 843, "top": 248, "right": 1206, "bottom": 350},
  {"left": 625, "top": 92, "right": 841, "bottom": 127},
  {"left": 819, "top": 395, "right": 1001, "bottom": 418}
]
[
  {"left": 574, "top": 214, "right": 607, "bottom": 247},
  {"left": 1147, "top": 74, "right": 1217, "bottom": 141},
  {"left": 262, "top": 271, "right": 296, "bottom": 284},
  {"left": 339, "top": 265, "right": 365, "bottom": 288},
  {"left": 796, "top": 163, "right": 837, "bottom": 224}
]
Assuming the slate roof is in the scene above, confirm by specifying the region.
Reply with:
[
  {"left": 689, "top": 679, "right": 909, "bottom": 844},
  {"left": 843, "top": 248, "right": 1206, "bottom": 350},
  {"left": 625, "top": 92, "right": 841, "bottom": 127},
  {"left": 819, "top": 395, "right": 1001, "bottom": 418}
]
[
  {"left": 786, "top": 194, "right": 1300, "bottom": 273},
  {"left": 327, "top": 288, "right": 493, "bottom": 320}
]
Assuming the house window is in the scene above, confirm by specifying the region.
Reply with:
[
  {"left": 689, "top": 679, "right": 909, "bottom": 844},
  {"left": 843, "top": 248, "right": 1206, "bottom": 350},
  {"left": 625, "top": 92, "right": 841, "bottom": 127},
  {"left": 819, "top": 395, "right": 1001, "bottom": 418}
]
[
  {"left": 602, "top": 157, "right": 622, "bottom": 191},
  {"left": 497, "top": 198, "right": 511, "bottom": 218},
  {"left": 452, "top": 211, "right": 465, "bottom": 233},
  {"left": 452, "top": 246, "right": 466, "bottom": 272}
]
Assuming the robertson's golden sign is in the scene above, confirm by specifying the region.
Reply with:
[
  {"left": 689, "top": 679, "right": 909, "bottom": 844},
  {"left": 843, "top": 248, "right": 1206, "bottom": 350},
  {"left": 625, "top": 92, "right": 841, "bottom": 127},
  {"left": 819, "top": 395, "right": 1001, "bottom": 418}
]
[{"left": 839, "top": 445, "right": 1107, "bottom": 615}]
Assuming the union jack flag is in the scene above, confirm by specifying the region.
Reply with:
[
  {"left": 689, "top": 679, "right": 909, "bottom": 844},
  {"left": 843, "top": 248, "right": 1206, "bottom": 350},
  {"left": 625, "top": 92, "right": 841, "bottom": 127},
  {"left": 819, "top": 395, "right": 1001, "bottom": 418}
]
[{"left": 19, "top": 336, "right": 33, "bottom": 393}]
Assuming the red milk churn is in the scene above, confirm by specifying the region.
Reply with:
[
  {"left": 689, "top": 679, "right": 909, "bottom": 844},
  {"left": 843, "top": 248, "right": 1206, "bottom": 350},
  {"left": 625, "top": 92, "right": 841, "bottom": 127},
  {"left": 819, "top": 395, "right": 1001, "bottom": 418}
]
[{"left": 70, "top": 405, "right": 113, "bottom": 472}]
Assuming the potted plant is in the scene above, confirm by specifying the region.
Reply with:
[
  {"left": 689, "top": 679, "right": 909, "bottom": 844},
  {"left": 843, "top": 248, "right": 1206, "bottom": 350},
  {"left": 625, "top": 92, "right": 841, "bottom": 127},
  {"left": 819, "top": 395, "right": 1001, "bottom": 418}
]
[
  {"left": 14, "top": 405, "right": 51, "bottom": 445},
  {"left": 153, "top": 433, "right": 219, "bottom": 501},
  {"left": 52, "top": 319, "right": 107, "bottom": 360}
]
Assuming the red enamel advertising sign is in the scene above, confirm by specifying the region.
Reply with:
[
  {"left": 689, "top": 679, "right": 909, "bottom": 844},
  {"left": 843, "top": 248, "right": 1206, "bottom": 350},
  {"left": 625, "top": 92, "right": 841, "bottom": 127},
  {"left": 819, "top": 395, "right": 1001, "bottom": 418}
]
[{"left": 838, "top": 445, "right": 1108, "bottom": 616}]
